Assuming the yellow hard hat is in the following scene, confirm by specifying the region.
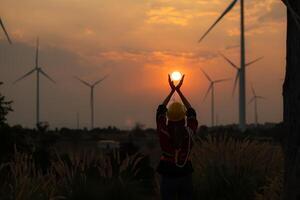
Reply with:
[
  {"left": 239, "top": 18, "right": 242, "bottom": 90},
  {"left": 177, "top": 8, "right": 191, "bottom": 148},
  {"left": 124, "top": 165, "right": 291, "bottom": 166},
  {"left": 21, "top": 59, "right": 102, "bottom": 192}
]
[{"left": 167, "top": 102, "right": 186, "bottom": 121}]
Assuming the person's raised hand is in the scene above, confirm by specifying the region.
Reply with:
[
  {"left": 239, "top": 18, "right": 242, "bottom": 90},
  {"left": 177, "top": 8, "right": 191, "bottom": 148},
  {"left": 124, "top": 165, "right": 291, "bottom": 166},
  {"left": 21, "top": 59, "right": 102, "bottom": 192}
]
[
  {"left": 168, "top": 74, "right": 176, "bottom": 91},
  {"left": 176, "top": 74, "right": 185, "bottom": 91}
]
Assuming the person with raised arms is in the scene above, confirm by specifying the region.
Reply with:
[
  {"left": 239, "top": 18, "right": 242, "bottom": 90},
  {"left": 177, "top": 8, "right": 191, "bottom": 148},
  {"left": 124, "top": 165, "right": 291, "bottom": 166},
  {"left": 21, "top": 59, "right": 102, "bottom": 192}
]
[{"left": 156, "top": 74, "right": 198, "bottom": 200}]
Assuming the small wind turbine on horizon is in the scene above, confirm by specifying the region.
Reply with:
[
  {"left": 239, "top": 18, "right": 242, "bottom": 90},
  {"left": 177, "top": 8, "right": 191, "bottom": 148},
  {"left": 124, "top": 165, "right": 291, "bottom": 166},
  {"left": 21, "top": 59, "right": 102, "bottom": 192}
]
[
  {"left": 75, "top": 75, "right": 108, "bottom": 130},
  {"left": 201, "top": 69, "right": 230, "bottom": 127},
  {"left": 14, "top": 38, "right": 55, "bottom": 127},
  {"left": 76, "top": 112, "right": 80, "bottom": 129},
  {"left": 198, "top": 0, "right": 248, "bottom": 130},
  {"left": 219, "top": 52, "right": 263, "bottom": 96},
  {"left": 248, "top": 85, "right": 265, "bottom": 126},
  {"left": 0, "top": 17, "right": 12, "bottom": 44}
]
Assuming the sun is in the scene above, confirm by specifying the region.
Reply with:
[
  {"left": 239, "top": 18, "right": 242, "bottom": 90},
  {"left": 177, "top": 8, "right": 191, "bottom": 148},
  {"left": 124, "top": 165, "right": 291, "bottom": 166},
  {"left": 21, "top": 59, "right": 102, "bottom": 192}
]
[{"left": 171, "top": 71, "right": 182, "bottom": 81}]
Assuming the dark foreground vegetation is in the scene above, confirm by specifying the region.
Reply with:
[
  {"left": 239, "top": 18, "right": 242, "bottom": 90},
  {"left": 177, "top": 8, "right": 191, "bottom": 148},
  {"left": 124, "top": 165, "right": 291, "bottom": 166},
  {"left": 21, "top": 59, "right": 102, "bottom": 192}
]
[
  {"left": 0, "top": 81, "right": 286, "bottom": 199},
  {"left": 0, "top": 123, "right": 284, "bottom": 200}
]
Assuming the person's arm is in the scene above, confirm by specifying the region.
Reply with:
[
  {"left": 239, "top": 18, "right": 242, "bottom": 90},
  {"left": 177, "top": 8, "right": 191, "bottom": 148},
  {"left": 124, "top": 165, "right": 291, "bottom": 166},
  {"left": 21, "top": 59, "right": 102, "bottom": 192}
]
[
  {"left": 177, "top": 89, "right": 191, "bottom": 109},
  {"left": 156, "top": 75, "right": 175, "bottom": 130},
  {"left": 162, "top": 75, "right": 176, "bottom": 106},
  {"left": 175, "top": 75, "right": 191, "bottom": 109},
  {"left": 162, "top": 89, "right": 175, "bottom": 106},
  {"left": 175, "top": 75, "right": 198, "bottom": 132},
  {"left": 187, "top": 110, "right": 198, "bottom": 133}
]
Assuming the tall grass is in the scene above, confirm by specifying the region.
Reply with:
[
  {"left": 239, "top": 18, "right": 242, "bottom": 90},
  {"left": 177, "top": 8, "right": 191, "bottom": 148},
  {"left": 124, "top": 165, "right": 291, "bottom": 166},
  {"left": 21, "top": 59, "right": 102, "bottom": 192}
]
[
  {"left": 0, "top": 145, "right": 58, "bottom": 200},
  {"left": 0, "top": 146, "right": 155, "bottom": 200},
  {"left": 1, "top": 135, "right": 284, "bottom": 200},
  {"left": 192, "top": 135, "right": 283, "bottom": 200},
  {"left": 255, "top": 175, "right": 282, "bottom": 200}
]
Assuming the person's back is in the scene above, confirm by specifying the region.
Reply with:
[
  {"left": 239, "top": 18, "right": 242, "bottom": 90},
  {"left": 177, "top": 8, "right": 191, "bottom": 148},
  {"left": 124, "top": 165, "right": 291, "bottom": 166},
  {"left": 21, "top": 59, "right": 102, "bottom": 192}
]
[{"left": 156, "top": 75, "right": 198, "bottom": 200}]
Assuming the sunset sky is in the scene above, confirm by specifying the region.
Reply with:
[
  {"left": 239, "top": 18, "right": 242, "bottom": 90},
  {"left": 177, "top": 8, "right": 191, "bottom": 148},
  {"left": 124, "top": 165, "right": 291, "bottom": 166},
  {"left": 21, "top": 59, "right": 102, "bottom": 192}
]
[{"left": 0, "top": 0, "right": 286, "bottom": 129}]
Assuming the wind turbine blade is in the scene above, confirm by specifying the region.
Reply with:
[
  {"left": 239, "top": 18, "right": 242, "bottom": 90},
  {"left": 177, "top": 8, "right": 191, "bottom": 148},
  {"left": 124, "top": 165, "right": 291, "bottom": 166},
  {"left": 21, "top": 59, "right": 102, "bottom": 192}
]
[
  {"left": 198, "top": 0, "right": 238, "bottom": 42},
  {"left": 219, "top": 52, "right": 239, "bottom": 69},
  {"left": 201, "top": 69, "right": 212, "bottom": 82},
  {"left": 215, "top": 78, "right": 231, "bottom": 83},
  {"left": 36, "top": 37, "right": 39, "bottom": 68},
  {"left": 93, "top": 74, "right": 109, "bottom": 86},
  {"left": 40, "top": 69, "right": 56, "bottom": 83},
  {"left": 248, "top": 97, "right": 255, "bottom": 104},
  {"left": 13, "top": 68, "right": 36, "bottom": 84},
  {"left": 245, "top": 57, "right": 263, "bottom": 67},
  {"left": 203, "top": 84, "right": 213, "bottom": 102},
  {"left": 232, "top": 71, "right": 240, "bottom": 97},
  {"left": 0, "top": 18, "right": 12, "bottom": 44},
  {"left": 75, "top": 76, "right": 91, "bottom": 87},
  {"left": 285, "top": 0, "right": 300, "bottom": 31}
]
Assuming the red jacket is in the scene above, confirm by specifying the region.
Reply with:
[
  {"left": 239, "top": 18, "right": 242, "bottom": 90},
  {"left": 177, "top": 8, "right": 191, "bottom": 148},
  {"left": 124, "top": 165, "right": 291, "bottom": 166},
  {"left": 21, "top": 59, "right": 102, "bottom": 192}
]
[{"left": 156, "top": 104, "right": 198, "bottom": 174}]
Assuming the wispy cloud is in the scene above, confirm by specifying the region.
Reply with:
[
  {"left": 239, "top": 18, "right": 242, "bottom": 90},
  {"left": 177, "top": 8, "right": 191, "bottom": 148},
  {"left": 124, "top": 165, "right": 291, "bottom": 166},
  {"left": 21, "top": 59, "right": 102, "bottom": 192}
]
[{"left": 146, "top": 7, "right": 195, "bottom": 26}]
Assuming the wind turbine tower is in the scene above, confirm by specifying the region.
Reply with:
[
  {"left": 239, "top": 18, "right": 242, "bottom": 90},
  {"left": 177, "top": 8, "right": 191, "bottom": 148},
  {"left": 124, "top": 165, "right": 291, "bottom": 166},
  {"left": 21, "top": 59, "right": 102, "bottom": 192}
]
[
  {"left": 201, "top": 69, "right": 230, "bottom": 127},
  {"left": 14, "top": 38, "right": 55, "bottom": 127},
  {"left": 75, "top": 75, "right": 108, "bottom": 130}
]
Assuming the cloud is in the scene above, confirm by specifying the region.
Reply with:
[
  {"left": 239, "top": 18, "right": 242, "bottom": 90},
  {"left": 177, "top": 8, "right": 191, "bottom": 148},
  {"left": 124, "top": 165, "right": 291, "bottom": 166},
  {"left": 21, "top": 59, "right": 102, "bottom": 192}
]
[
  {"left": 97, "top": 49, "right": 218, "bottom": 66},
  {"left": 223, "top": 0, "right": 285, "bottom": 37},
  {"left": 146, "top": 7, "right": 194, "bottom": 26},
  {"left": 244, "top": 0, "right": 285, "bottom": 35},
  {"left": 258, "top": 1, "right": 286, "bottom": 23}
]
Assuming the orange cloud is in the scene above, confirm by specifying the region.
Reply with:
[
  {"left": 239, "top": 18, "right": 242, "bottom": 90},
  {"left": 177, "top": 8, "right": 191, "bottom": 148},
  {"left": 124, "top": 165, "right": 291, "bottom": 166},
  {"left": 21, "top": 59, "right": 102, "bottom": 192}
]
[{"left": 146, "top": 7, "right": 194, "bottom": 26}]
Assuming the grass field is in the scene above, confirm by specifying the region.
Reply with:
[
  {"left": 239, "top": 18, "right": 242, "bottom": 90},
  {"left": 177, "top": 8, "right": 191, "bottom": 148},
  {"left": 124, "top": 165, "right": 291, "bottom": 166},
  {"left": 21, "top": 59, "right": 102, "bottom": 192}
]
[{"left": 0, "top": 125, "right": 284, "bottom": 200}]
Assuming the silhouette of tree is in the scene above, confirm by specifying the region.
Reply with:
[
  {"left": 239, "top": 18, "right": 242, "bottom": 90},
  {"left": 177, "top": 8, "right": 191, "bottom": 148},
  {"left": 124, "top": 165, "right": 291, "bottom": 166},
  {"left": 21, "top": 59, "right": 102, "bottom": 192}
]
[
  {"left": 282, "top": 0, "right": 300, "bottom": 199},
  {"left": 0, "top": 82, "right": 12, "bottom": 126}
]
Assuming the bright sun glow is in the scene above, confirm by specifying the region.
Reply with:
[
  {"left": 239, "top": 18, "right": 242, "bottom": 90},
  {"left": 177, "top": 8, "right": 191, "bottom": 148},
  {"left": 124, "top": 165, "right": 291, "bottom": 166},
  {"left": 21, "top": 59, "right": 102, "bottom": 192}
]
[{"left": 171, "top": 71, "right": 182, "bottom": 81}]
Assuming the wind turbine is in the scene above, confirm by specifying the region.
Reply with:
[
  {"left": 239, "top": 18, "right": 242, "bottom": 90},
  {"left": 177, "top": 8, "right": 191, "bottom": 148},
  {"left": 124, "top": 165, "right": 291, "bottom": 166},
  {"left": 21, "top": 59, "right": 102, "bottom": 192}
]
[
  {"left": 248, "top": 85, "right": 265, "bottom": 126},
  {"left": 0, "top": 17, "right": 12, "bottom": 44},
  {"left": 76, "top": 112, "right": 80, "bottom": 129},
  {"left": 219, "top": 52, "right": 263, "bottom": 96},
  {"left": 14, "top": 38, "right": 55, "bottom": 127},
  {"left": 75, "top": 75, "right": 108, "bottom": 130},
  {"left": 201, "top": 69, "right": 230, "bottom": 127},
  {"left": 198, "top": 0, "right": 247, "bottom": 130}
]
